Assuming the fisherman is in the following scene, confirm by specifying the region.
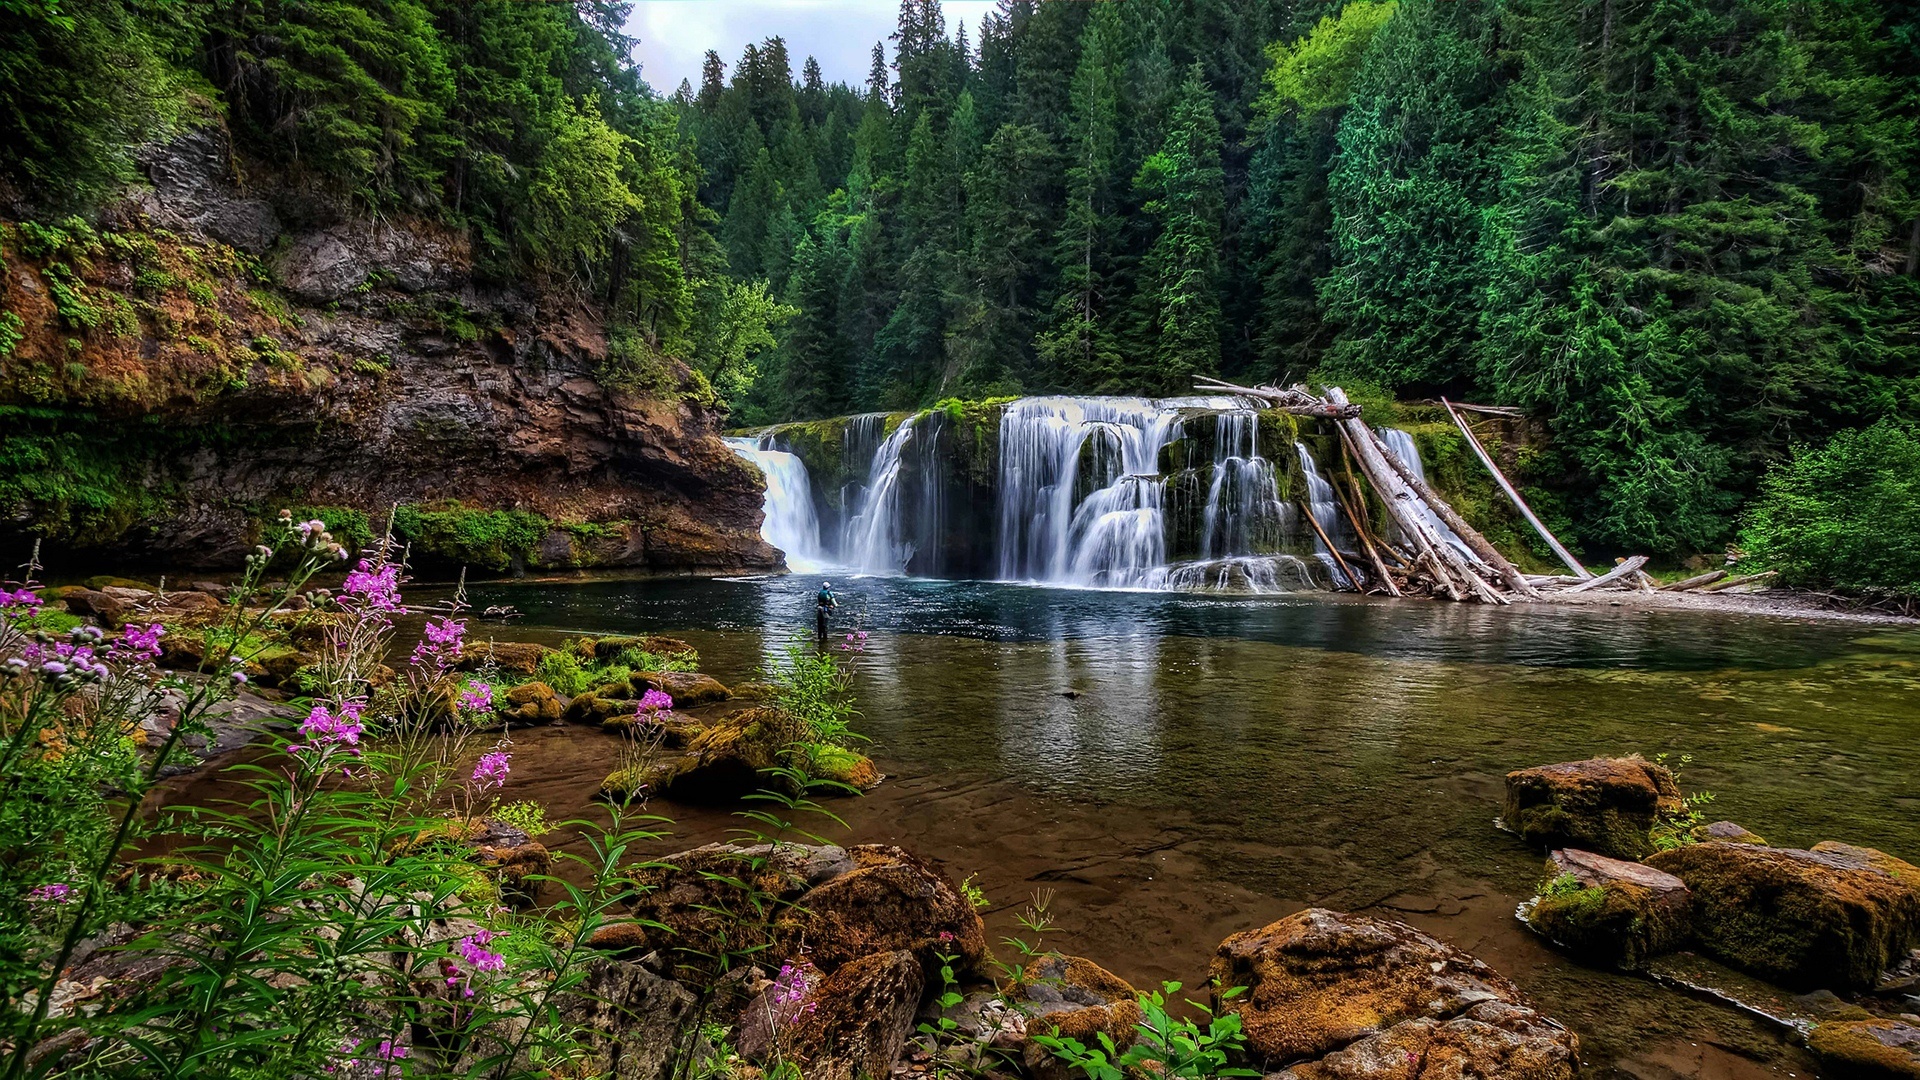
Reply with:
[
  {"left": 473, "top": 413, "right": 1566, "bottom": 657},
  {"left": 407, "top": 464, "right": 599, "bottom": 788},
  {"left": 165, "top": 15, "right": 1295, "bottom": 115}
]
[{"left": 814, "top": 580, "right": 837, "bottom": 645}]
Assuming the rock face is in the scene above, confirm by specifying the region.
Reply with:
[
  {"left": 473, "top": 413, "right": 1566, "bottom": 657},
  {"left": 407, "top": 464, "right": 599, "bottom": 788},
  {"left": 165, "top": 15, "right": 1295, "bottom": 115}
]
[
  {"left": 1807, "top": 1017, "right": 1920, "bottom": 1080},
  {"left": 1503, "top": 756, "right": 1683, "bottom": 860},
  {"left": 1276, "top": 1000, "right": 1579, "bottom": 1080},
  {"left": 2, "top": 125, "right": 777, "bottom": 576},
  {"left": 1209, "top": 908, "right": 1551, "bottom": 1066},
  {"left": 1645, "top": 841, "right": 1920, "bottom": 989},
  {"left": 549, "top": 958, "right": 699, "bottom": 1080},
  {"left": 1527, "top": 848, "right": 1692, "bottom": 969},
  {"left": 1019, "top": 955, "right": 1143, "bottom": 1080},
  {"left": 740, "top": 950, "right": 925, "bottom": 1080}
]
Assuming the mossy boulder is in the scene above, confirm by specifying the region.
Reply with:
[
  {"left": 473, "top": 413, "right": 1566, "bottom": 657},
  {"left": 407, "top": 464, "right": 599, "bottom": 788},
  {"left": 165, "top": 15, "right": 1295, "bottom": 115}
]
[
  {"left": 597, "top": 709, "right": 702, "bottom": 747},
  {"left": 634, "top": 670, "right": 730, "bottom": 706},
  {"left": 810, "top": 745, "right": 883, "bottom": 791},
  {"left": 589, "top": 635, "right": 698, "bottom": 663},
  {"left": 1807, "top": 1018, "right": 1920, "bottom": 1080},
  {"left": 457, "top": 640, "right": 552, "bottom": 675},
  {"left": 772, "top": 844, "right": 989, "bottom": 975},
  {"left": 1645, "top": 841, "right": 1920, "bottom": 989},
  {"left": 499, "top": 681, "right": 562, "bottom": 725},
  {"left": 1209, "top": 907, "right": 1532, "bottom": 1066},
  {"left": 1274, "top": 999, "right": 1579, "bottom": 1080},
  {"left": 1502, "top": 756, "right": 1683, "bottom": 860},
  {"left": 622, "top": 843, "right": 857, "bottom": 975},
  {"left": 1018, "top": 955, "right": 1143, "bottom": 1080},
  {"left": 1694, "top": 820, "right": 1767, "bottom": 845},
  {"left": 739, "top": 950, "right": 924, "bottom": 1080},
  {"left": 1525, "top": 848, "right": 1691, "bottom": 969},
  {"left": 606, "top": 706, "right": 803, "bottom": 804}
]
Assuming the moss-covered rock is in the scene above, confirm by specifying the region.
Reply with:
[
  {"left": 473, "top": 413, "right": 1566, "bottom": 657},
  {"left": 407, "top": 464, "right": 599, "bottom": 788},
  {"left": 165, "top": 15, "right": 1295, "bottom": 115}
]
[
  {"left": 1806, "top": 1018, "right": 1920, "bottom": 1080},
  {"left": 810, "top": 745, "right": 882, "bottom": 791},
  {"left": 1526, "top": 849, "right": 1691, "bottom": 969},
  {"left": 457, "top": 640, "right": 552, "bottom": 675},
  {"left": 739, "top": 950, "right": 924, "bottom": 1080},
  {"left": 634, "top": 669, "right": 730, "bottom": 706},
  {"left": 1209, "top": 907, "right": 1531, "bottom": 1066},
  {"left": 1275, "top": 999, "right": 1579, "bottom": 1080},
  {"left": 622, "top": 842, "right": 857, "bottom": 975},
  {"left": 771, "top": 844, "right": 988, "bottom": 975},
  {"left": 1502, "top": 756, "right": 1683, "bottom": 860},
  {"left": 1645, "top": 841, "right": 1920, "bottom": 989},
  {"left": 499, "top": 681, "right": 562, "bottom": 725},
  {"left": 600, "top": 706, "right": 802, "bottom": 804},
  {"left": 1018, "top": 955, "right": 1143, "bottom": 1080},
  {"left": 1695, "top": 820, "right": 1768, "bottom": 845}
]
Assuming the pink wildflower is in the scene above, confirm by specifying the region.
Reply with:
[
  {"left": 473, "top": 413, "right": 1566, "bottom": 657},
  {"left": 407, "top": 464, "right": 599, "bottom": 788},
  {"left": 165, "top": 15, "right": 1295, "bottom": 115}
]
[
  {"left": 27, "top": 883, "right": 71, "bottom": 904},
  {"left": 341, "top": 560, "right": 404, "bottom": 615},
  {"left": 0, "top": 587, "right": 42, "bottom": 613},
  {"left": 410, "top": 616, "right": 466, "bottom": 672},
  {"left": 375, "top": 1039, "right": 407, "bottom": 1061},
  {"left": 112, "top": 622, "right": 166, "bottom": 663},
  {"left": 637, "top": 688, "right": 673, "bottom": 714},
  {"left": 471, "top": 751, "right": 511, "bottom": 790},
  {"left": 457, "top": 680, "right": 493, "bottom": 717},
  {"left": 458, "top": 929, "right": 507, "bottom": 973},
  {"left": 292, "top": 700, "right": 365, "bottom": 755}
]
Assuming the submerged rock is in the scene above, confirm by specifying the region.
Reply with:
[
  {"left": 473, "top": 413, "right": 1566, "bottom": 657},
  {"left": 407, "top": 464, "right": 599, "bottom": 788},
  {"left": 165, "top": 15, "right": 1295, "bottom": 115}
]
[
  {"left": 1274, "top": 999, "right": 1579, "bottom": 1080},
  {"left": 1526, "top": 848, "right": 1692, "bottom": 969},
  {"left": 1502, "top": 756, "right": 1683, "bottom": 860},
  {"left": 1645, "top": 841, "right": 1920, "bottom": 989},
  {"left": 1210, "top": 908, "right": 1533, "bottom": 1065},
  {"left": 1807, "top": 1017, "right": 1920, "bottom": 1079}
]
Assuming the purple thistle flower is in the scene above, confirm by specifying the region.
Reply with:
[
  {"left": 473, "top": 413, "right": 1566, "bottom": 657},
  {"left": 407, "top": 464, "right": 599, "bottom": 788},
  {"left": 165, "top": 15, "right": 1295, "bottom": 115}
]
[
  {"left": 27, "top": 883, "right": 71, "bottom": 904},
  {"left": 471, "top": 751, "right": 510, "bottom": 790}
]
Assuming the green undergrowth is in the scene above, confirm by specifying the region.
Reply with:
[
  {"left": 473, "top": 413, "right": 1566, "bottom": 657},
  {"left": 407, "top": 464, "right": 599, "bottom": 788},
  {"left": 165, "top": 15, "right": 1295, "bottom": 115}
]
[{"left": 390, "top": 503, "right": 630, "bottom": 574}]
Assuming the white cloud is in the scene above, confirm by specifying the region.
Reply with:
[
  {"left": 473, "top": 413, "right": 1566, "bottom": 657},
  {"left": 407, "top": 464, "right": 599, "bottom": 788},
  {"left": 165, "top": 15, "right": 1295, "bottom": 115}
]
[{"left": 629, "top": 0, "right": 998, "bottom": 95}]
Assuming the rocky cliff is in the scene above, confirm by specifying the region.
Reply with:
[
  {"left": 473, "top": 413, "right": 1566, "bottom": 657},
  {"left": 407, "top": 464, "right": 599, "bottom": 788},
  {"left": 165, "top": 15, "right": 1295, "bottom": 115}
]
[{"left": 0, "top": 127, "right": 777, "bottom": 576}]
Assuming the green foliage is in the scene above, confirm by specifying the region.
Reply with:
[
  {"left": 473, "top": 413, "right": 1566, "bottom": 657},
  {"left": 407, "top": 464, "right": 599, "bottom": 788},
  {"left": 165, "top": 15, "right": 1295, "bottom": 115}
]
[
  {"left": 391, "top": 502, "right": 549, "bottom": 572},
  {"left": 533, "top": 648, "right": 591, "bottom": 696},
  {"left": 1650, "top": 753, "right": 1716, "bottom": 851},
  {"left": 1741, "top": 419, "right": 1920, "bottom": 597},
  {"left": 490, "top": 799, "right": 551, "bottom": 838},
  {"left": 1035, "top": 982, "right": 1261, "bottom": 1080},
  {"left": 1255, "top": 1, "right": 1399, "bottom": 123}
]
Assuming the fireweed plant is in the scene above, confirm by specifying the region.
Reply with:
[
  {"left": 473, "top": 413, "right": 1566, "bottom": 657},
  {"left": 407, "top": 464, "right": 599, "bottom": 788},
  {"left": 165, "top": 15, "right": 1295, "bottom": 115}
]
[{"left": 0, "top": 522, "right": 670, "bottom": 1079}]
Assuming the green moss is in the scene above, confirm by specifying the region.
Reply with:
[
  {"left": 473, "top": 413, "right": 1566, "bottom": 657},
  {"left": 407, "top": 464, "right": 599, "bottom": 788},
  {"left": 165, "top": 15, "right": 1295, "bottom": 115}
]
[{"left": 391, "top": 502, "right": 551, "bottom": 572}]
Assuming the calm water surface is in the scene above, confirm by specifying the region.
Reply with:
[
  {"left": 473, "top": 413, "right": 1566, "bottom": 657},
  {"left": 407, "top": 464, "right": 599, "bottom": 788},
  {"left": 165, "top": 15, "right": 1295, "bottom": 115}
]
[{"left": 450, "top": 574, "right": 1920, "bottom": 1080}]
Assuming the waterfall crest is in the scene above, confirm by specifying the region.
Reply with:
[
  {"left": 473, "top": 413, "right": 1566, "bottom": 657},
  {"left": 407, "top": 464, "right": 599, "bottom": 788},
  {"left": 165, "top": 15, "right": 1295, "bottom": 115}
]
[{"left": 725, "top": 437, "right": 827, "bottom": 572}]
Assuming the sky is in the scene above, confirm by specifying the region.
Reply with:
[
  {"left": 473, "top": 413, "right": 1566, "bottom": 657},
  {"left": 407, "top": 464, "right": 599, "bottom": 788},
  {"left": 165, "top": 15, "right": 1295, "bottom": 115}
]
[{"left": 627, "top": 0, "right": 998, "bottom": 95}]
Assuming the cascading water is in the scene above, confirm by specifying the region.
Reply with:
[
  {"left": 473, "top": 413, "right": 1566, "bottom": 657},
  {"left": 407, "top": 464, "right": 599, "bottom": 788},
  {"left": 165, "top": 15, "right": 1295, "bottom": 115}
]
[
  {"left": 725, "top": 437, "right": 828, "bottom": 572},
  {"left": 1375, "top": 427, "right": 1475, "bottom": 562},
  {"left": 1200, "top": 412, "right": 1289, "bottom": 559},
  {"left": 1294, "top": 443, "right": 1353, "bottom": 589},
  {"left": 997, "top": 398, "right": 1190, "bottom": 587},
  {"left": 844, "top": 415, "right": 919, "bottom": 573}
]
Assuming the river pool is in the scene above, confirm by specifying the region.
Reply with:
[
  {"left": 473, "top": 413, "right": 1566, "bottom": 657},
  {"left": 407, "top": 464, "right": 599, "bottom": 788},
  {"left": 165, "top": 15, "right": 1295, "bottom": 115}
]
[{"left": 446, "top": 573, "right": 1920, "bottom": 1080}]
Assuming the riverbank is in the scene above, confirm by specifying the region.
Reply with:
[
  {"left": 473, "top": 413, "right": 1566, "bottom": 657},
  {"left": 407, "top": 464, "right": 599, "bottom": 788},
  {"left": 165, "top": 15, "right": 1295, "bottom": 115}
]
[{"left": 1541, "top": 583, "right": 1920, "bottom": 626}]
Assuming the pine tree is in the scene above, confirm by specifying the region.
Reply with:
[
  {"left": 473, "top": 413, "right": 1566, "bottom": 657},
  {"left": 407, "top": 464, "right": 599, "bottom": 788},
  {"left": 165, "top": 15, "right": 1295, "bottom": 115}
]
[{"left": 1132, "top": 62, "right": 1226, "bottom": 392}]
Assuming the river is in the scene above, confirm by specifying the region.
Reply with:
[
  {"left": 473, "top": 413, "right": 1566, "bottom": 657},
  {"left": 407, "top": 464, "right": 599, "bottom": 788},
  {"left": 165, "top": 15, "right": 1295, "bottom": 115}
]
[{"left": 444, "top": 571, "right": 1920, "bottom": 1080}]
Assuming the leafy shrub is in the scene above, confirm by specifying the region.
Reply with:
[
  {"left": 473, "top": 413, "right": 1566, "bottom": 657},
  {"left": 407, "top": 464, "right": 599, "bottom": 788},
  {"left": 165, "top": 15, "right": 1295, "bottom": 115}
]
[
  {"left": 1035, "top": 982, "right": 1260, "bottom": 1079},
  {"left": 392, "top": 502, "right": 551, "bottom": 572},
  {"left": 491, "top": 799, "right": 551, "bottom": 838},
  {"left": 1741, "top": 418, "right": 1920, "bottom": 597},
  {"left": 534, "top": 648, "right": 590, "bottom": 696}
]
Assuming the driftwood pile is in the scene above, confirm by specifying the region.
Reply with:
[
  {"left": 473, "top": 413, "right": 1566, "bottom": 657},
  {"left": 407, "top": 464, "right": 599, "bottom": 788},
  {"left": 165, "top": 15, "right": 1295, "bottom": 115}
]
[{"left": 1194, "top": 378, "right": 1672, "bottom": 605}]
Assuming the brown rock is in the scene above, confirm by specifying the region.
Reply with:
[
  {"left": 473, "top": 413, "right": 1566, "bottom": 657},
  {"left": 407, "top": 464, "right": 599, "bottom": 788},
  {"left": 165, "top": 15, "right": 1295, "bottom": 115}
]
[
  {"left": 1502, "top": 756, "right": 1684, "bottom": 860},
  {"left": 1645, "top": 841, "right": 1920, "bottom": 989},
  {"left": 1210, "top": 908, "right": 1525, "bottom": 1065},
  {"left": 1697, "top": 820, "right": 1767, "bottom": 845},
  {"left": 159, "top": 590, "right": 224, "bottom": 614},
  {"left": 592, "top": 635, "right": 699, "bottom": 662},
  {"left": 626, "top": 706, "right": 804, "bottom": 803},
  {"left": 457, "top": 640, "right": 552, "bottom": 675},
  {"left": 1276, "top": 1000, "right": 1579, "bottom": 1080},
  {"left": 635, "top": 669, "right": 731, "bottom": 707},
  {"left": 1527, "top": 849, "right": 1691, "bottom": 968},
  {"left": 60, "top": 589, "right": 128, "bottom": 622},
  {"left": 550, "top": 958, "right": 698, "bottom": 1080},
  {"left": 1807, "top": 1017, "right": 1920, "bottom": 1080},
  {"left": 626, "top": 843, "right": 856, "bottom": 974},
  {"left": 742, "top": 951, "right": 924, "bottom": 1080},
  {"left": 499, "top": 681, "right": 562, "bottom": 725},
  {"left": 774, "top": 845, "right": 988, "bottom": 974},
  {"left": 1020, "top": 955, "right": 1142, "bottom": 1080}
]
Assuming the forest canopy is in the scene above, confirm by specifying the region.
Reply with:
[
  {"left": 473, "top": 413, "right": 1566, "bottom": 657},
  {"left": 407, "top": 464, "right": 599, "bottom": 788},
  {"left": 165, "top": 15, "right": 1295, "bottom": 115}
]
[{"left": 1, "top": 0, "right": 1917, "bottom": 561}]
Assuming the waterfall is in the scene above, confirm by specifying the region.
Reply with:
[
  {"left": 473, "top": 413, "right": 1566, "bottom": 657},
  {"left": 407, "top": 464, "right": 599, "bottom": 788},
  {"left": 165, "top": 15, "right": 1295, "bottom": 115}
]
[
  {"left": 725, "top": 438, "right": 827, "bottom": 572},
  {"left": 1200, "top": 412, "right": 1288, "bottom": 560},
  {"left": 844, "top": 415, "right": 919, "bottom": 574},
  {"left": 1294, "top": 443, "right": 1353, "bottom": 589},
  {"left": 1375, "top": 427, "right": 1475, "bottom": 562},
  {"left": 996, "top": 397, "right": 1189, "bottom": 587}
]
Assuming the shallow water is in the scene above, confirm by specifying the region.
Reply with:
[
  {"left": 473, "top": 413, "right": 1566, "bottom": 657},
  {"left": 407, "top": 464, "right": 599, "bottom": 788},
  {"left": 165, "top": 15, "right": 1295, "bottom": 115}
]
[{"left": 451, "top": 575, "right": 1920, "bottom": 1078}]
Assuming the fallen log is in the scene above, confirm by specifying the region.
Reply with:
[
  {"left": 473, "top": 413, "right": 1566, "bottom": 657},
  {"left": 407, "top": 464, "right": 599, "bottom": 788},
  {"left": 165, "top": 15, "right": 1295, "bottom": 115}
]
[
  {"left": 1298, "top": 498, "right": 1364, "bottom": 592},
  {"left": 1194, "top": 377, "right": 1364, "bottom": 419},
  {"left": 1368, "top": 427, "right": 1542, "bottom": 600},
  {"left": 1413, "top": 399, "right": 1526, "bottom": 419},
  {"left": 1563, "top": 555, "right": 1650, "bottom": 594},
  {"left": 1329, "top": 453, "right": 1402, "bottom": 597},
  {"left": 1700, "top": 570, "right": 1778, "bottom": 593},
  {"left": 1442, "top": 398, "right": 1589, "bottom": 579},
  {"left": 1659, "top": 569, "right": 1727, "bottom": 592},
  {"left": 1328, "top": 391, "right": 1473, "bottom": 601}
]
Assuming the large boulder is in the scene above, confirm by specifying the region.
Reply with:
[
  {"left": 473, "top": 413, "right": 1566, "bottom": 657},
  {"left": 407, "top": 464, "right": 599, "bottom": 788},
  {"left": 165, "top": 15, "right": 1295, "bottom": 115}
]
[
  {"left": 1645, "top": 841, "right": 1920, "bottom": 989},
  {"left": 1807, "top": 1018, "right": 1920, "bottom": 1080},
  {"left": 547, "top": 958, "right": 699, "bottom": 1080},
  {"left": 739, "top": 950, "right": 924, "bottom": 1080},
  {"left": 1209, "top": 908, "right": 1527, "bottom": 1065},
  {"left": 591, "top": 635, "right": 699, "bottom": 663},
  {"left": 1019, "top": 955, "right": 1143, "bottom": 1080},
  {"left": 1526, "top": 848, "right": 1692, "bottom": 969},
  {"left": 617, "top": 707, "right": 804, "bottom": 804},
  {"left": 625, "top": 843, "right": 856, "bottom": 974},
  {"left": 457, "top": 641, "right": 552, "bottom": 676},
  {"left": 1275, "top": 1000, "right": 1579, "bottom": 1080},
  {"left": 1502, "top": 756, "right": 1683, "bottom": 860},
  {"left": 635, "top": 670, "right": 731, "bottom": 707},
  {"left": 774, "top": 845, "right": 988, "bottom": 974},
  {"left": 497, "top": 681, "right": 562, "bottom": 725}
]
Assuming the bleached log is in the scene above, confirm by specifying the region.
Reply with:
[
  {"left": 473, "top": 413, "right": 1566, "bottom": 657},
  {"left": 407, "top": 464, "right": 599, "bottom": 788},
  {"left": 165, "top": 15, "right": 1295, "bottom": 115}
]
[
  {"left": 1563, "top": 555, "right": 1650, "bottom": 594},
  {"left": 1328, "top": 392, "right": 1471, "bottom": 601},
  {"left": 1700, "top": 570, "right": 1778, "bottom": 592},
  {"left": 1441, "top": 398, "right": 1591, "bottom": 580},
  {"left": 1367, "top": 427, "right": 1541, "bottom": 600},
  {"left": 1194, "top": 377, "right": 1364, "bottom": 419},
  {"left": 1659, "top": 569, "right": 1727, "bottom": 592}
]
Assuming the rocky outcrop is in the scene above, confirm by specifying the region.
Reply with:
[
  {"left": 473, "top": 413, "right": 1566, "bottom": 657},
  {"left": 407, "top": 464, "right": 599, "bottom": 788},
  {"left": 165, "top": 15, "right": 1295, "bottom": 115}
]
[
  {"left": 1807, "top": 1017, "right": 1920, "bottom": 1080},
  {"left": 613, "top": 706, "right": 803, "bottom": 804},
  {"left": 1275, "top": 1000, "right": 1579, "bottom": 1080},
  {"left": 547, "top": 957, "right": 699, "bottom": 1080},
  {"left": 1645, "top": 841, "right": 1920, "bottom": 989},
  {"left": 1209, "top": 908, "right": 1569, "bottom": 1069},
  {"left": 772, "top": 845, "right": 988, "bottom": 974},
  {"left": 1526, "top": 848, "right": 1692, "bottom": 969},
  {"left": 2, "top": 125, "right": 776, "bottom": 577},
  {"left": 1503, "top": 756, "right": 1683, "bottom": 860},
  {"left": 740, "top": 950, "right": 925, "bottom": 1080}
]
